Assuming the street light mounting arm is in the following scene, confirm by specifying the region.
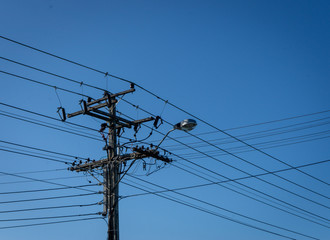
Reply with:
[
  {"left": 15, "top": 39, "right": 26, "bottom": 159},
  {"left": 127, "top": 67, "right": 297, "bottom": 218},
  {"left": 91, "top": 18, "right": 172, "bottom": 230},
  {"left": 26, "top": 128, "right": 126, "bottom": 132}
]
[
  {"left": 155, "top": 128, "right": 175, "bottom": 150},
  {"left": 155, "top": 119, "right": 197, "bottom": 150}
]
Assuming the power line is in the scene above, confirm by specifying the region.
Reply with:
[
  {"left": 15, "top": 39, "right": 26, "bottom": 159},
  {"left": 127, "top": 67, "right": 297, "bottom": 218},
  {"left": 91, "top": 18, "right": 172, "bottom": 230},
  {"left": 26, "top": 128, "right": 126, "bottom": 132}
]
[
  {"left": 175, "top": 112, "right": 330, "bottom": 186},
  {"left": 0, "top": 202, "right": 99, "bottom": 214},
  {"left": 0, "top": 192, "right": 101, "bottom": 205},
  {"left": 0, "top": 183, "right": 99, "bottom": 195},
  {"left": 1, "top": 101, "right": 328, "bottom": 210},
  {"left": 215, "top": 135, "right": 330, "bottom": 158},
  {"left": 0, "top": 102, "right": 100, "bottom": 133},
  {"left": 0, "top": 139, "right": 89, "bottom": 161},
  {"left": 0, "top": 171, "right": 98, "bottom": 193},
  {"left": 0, "top": 36, "right": 327, "bottom": 187},
  {"left": 1, "top": 65, "right": 327, "bottom": 195},
  {"left": 170, "top": 159, "right": 330, "bottom": 228},
  {"left": 178, "top": 130, "right": 330, "bottom": 159},
  {"left": 0, "top": 217, "right": 103, "bottom": 230},
  {"left": 128, "top": 105, "right": 330, "bottom": 189},
  {"left": 0, "top": 168, "right": 66, "bottom": 177},
  {"left": 0, "top": 35, "right": 107, "bottom": 77},
  {"left": 124, "top": 158, "right": 330, "bottom": 198},
  {"left": 169, "top": 131, "right": 330, "bottom": 202},
  {"left": 2, "top": 55, "right": 329, "bottom": 150},
  {"left": 118, "top": 142, "right": 330, "bottom": 226},
  {"left": 0, "top": 145, "right": 79, "bottom": 164},
  {"left": 121, "top": 181, "right": 299, "bottom": 240},
  {"left": 164, "top": 117, "right": 330, "bottom": 150},
  {"left": 0, "top": 70, "right": 89, "bottom": 98},
  {"left": 116, "top": 117, "right": 330, "bottom": 226},
  {"left": 0, "top": 147, "right": 70, "bottom": 164},
  {"left": 120, "top": 112, "right": 330, "bottom": 207},
  {"left": 0, "top": 175, "right": 85, "bottom": 185},
  {"left": 0, "top": 110, "right": 102, "bottom": 142},
  {"left": 1, "top": 54, "right": 329, "bottom": 151},
  {"left": 174, "top": 109, "right": 330, "bottom": 139},
  {"left": 171, "top": 149, "right": 330, "bottom": 221},
  {"left": 118, "top": 110, "right": 330, "bottom": 210},
  {"left": 125, "top": 175, "right": 319, "bottom": 240},
  {"left": 0, "top": 56, "right": 105, "bottom": 92},
  {"left": 1, "top": 35, "right": 328, "bottom": 234},
  {"left": 119, "top": 78, "right": 330, "bottom": 187},
  {"left": 0, "top": 212, "right": 101, "bottom": 222}
]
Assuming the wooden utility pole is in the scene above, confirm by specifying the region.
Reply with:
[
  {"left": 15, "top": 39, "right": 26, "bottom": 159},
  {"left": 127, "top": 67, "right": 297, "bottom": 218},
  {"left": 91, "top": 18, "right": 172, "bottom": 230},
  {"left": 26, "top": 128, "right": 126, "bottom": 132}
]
[
  {"left": 107, "top": 94, "right": 119, "bottom": 240},
  {"left": 66, "top": 86, "right": 171, "bottom": 240}
]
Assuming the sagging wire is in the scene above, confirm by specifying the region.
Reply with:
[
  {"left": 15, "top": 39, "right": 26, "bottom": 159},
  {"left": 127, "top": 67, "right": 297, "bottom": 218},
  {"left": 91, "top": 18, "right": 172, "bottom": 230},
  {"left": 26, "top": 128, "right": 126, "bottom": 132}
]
[
  {"left": 104, "top": 72, "right": 109, "bottom": 92},
  {"left": 159, "top": 100, "right": 168, "bottom": 117},
  {"left": 102, "top": 217, "right": 108, "bottom": 225},
  {"left": 80, "top": 81, "right": 84, "bottom": 98},
  {"left": 115, "top": 94, "right": 126, "bottom": 108},
  {"left": 135, "top": 105, "right": 139, "bottom": 122},
  {"left": 87, "top": 170, "right": 109, "bottom": 191},
  {"left": 118, "top": 114, "right": 163, "bottom": 150},
  {"left": 54, "top": 86, "right": 63, "bottom": 107},
  {"left": 119, "top": 130, "right": 153, "bottom": 154},
  {"left": 146, "top": 162, "right": 167, "bottom": 176},
  {"left": 119, "top": 135, "right": 174, "bottom": 177},
  {"left": 109, "top": 159, "right": 137, "bottom": 193},
  {"left": 54, "top": 86, "right": 67, "bottom": 122}
]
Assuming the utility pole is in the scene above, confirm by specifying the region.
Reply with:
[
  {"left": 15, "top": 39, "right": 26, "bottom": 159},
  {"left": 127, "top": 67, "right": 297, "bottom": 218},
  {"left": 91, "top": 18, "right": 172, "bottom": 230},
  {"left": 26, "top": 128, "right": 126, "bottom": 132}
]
[
  {"left": 66, "top": 85, "right": 172, "bottom": 240},
  {"left": 107, "top": 93, "right": 118, "bottom": 240}
]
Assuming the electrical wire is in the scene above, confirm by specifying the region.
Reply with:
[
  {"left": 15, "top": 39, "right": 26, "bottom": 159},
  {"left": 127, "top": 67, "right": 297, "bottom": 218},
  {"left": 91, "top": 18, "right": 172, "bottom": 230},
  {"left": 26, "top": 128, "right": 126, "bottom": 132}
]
[
  {"left": 178, "top": 130, "right": 330, "bottom": 159},
  {"left": 2, "top": 67, "right": 327, "bottom": 196},
  {"left": 125, "top": 175, "right": 319, "bottom": 240},
  {"left": 119, "top": 112, "right": 330, "bottom": 208},
  {"left": 0, "top": 36, "right": 327, "bottom": 188},
  {"left": 118, "top": 140, "right": 330, "bottom": 227},
  {"left": 0, "top": 102, "right": 100, "bottom": 133},
  {"left": 0, "top": 110, "right": 102, "bottom": 142},
  {"left": 1, "top": 36, "right": 329, "bottom": 232},
  {"left": 119, "top": 140, "right": 330, "bottom": 227},
  {"left": 0, "top": 183, "right": 99, "bottom": 195},
  {"left": 0, "top": 202, "right": 99, "bottom": 214},
  {"left": 123, "top": 158, "right": 330, "bottom": 198},
  {"left": 172, "top": 109, "right": 330, "bottom": 139},
  {"left": 0, "top": 35, "right": 108, "bottom": 81},
  {"left": 0, "top": 168, "right": 66, "bottom": 177},
  {"left": 113, "top": 117, "right": 330, "bottom": 226},
  {"left": 0, "top": 139, "right": 89, "bottom": 161},
  {"left": 121, "top": 105, "right": 330, "bottom": 189},
  {"left": 171, "top": 149, "right": 330, "bottom": 221},
  {"left": 2, "top": 55, "right": 329, "bottom": 149},
  {"left": 0, "top": 171, "right": 98, "bottom": 193},
  {"left": 0, "top": 192, "right": 101, "bottom": 205},
  {"left": 0, "top": 212, "right": 101, "bottom": 222},
  {"left": 0, "top": 175, "right": 84, "bottom": 185},
  {"left": 0, "top": 145, "right": 76, "bottom": 163},
  {"left": 163, "top": 117, "right": 330, "bottom": 150},
  {"left": 0, "top": 56, "right": 105, "bottom": 92},
  {"left": 0, "top": 217, "right": 103, "bottom": 230},
  {"left": 0, "top": 70, "right": 88, "bottom": 98},
  {"left": 170, "top": 160, "right": 330, "bottom": 228},
  {"left": 121, "top": 181, "right": 303, "bottom": 240},
  {"left": 0, "top": 148, "right": 70, "bottom": 164}
]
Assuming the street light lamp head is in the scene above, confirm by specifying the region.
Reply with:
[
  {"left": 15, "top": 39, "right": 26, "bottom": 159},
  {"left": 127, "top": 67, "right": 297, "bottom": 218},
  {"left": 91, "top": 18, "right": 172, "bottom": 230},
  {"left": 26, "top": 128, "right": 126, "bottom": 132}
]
[{"left": 174, "top": 119, "right": 197, "bottom": 132}]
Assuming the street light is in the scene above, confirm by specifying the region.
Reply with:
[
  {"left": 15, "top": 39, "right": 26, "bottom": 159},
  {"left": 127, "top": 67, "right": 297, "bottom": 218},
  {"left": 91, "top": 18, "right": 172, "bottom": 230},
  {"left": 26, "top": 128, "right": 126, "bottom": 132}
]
[{"left": 156, "top": 119, "right": 197, "bottom": 149}]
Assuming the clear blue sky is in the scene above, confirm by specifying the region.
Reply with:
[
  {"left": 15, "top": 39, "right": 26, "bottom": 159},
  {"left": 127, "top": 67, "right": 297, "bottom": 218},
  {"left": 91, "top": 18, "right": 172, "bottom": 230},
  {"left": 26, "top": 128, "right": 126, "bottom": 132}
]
[{"left": 0, "top": 0, "right": 329, "bottom": 239}]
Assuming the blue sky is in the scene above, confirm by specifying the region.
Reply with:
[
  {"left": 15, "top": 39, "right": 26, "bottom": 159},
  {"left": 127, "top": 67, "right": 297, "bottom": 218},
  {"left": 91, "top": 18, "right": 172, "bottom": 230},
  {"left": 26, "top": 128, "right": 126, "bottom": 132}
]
[{"left": 0, "top": 0, "right": 329, "bottom": 239}]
